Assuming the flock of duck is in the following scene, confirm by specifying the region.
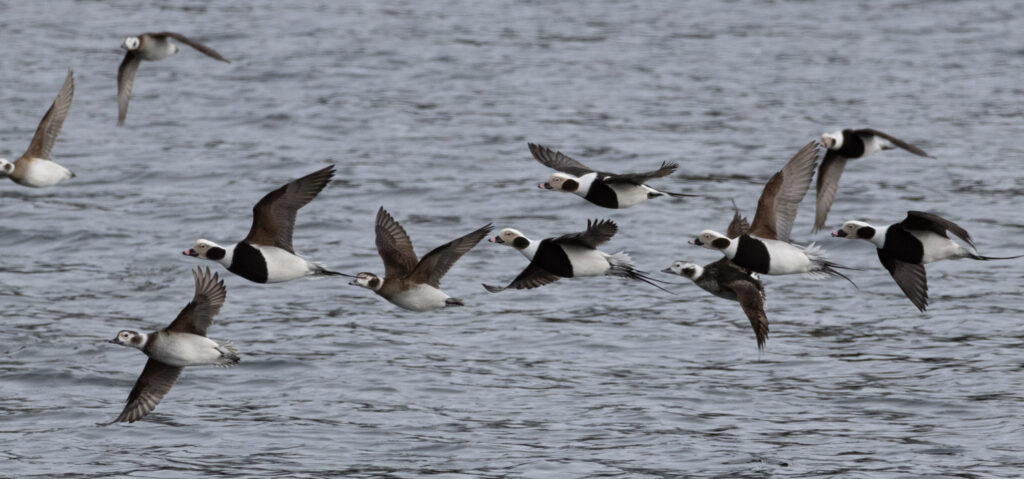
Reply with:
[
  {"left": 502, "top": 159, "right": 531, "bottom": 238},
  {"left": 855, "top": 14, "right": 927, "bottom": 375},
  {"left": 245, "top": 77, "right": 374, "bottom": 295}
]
[{"left": 3, "top": 33, "right": 1019, "bottom": 424}]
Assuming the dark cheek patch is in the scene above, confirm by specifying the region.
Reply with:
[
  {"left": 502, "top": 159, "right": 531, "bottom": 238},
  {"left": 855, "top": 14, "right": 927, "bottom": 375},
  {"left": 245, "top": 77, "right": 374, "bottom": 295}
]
[
  {"left": 711, "top": 238, "right": 731, "bottom": 249},
  {"left": 513, "top": 237, "right": 530, "bottom": 249},
  {"left": 131, "top": 336, "right": 142, "bottom": 345},
  {"left": 858, "top": 226, "right": 875, "bottom": 240},
  {"left": 562, "top": 179, "right": 579, "bottom": 192},
  {"left": 369, "top": 278, "right": 381, "bottom": 289},
  {"left": 207, "top": 247, "right": 226, "bottom": 260}
]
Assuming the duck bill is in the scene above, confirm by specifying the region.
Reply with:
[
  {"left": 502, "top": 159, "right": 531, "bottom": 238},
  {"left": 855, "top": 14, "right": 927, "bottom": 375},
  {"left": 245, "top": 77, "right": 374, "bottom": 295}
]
[
  {"left": 183, "top": 249, "right": 199, "bottom": 257},
  {"left": 688, "top": 238, "right": 703, "bottom": 246},
  {"left": 489, "top": 236, "right": 505, "bottom": 244},
  {"left": 538, "top": 183, "right": 553, "bottom": 190},
  {"left": 660, "top": 267, "right": 674, "bottom": 274},
  {"left": 832, "top": 230, "right": 848, "bottom": 238}
]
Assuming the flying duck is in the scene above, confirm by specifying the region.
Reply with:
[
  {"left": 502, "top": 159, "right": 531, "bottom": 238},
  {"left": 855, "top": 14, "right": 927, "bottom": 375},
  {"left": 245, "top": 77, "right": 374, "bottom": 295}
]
[
  {"left": 664, "top": 202, "right": 769, "bottom": 349},
  {"left": 106, "top": 268, "right": 238, "bottom": 424},
  {"left": 484, "top": 219, "right": 669, "bottom": 292},
  {"left": 118, "top": 32, "right": 230, "bottom": 125},
  {"left": 529, "top": 143, "right": 694, "bottom": 209},
  {"left": 690, "top": 142, "right": 854, "bottom": 283},
  {"left": 833, "top": 211, "right": 1022, "bottom": 312},
  {"left": 0, "top": 70, "right": 75, "bottom": 187},
  {"left": 814, "top": 128, "right": 930, "bottom": 231},
  {"left": 184, "top": 165, "right": 342, "bottom": 283},
  {"left": 349, "top": 207, "right": 493, "bottom": 311}
]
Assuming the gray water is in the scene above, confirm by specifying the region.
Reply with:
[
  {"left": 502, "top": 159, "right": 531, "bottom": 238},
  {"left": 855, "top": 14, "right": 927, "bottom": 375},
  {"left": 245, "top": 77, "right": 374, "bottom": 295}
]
[{"left": 2, "top": 1, "right": 1023, "bottom": 477}]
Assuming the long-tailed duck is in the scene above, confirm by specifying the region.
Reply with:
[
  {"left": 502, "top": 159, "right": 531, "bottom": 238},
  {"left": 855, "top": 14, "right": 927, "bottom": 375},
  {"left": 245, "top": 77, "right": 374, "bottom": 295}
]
[
  {"left": 665, "top": 202, "right": 769, "bottom": 349},
  {"left": 350, "top": 207, "right": 492, "bottom": 311},
  {"left": 184, "top": 165, "right": 342, "bottom": 283},
  {"left": 484, "top": 219, "right": 670, "bottom": 293},
  {"left": 814, "top": 128, "right": 930, "bottom": 231},
  {"left": 690, "top": 142, "right": 854, "bottom": 284},
  {"left": 529, "top": 143, "right": 694, "bottom": 208},
  {"left": 118, "top": 32, "right": 230, "bottom": 125},
  {"left": 833, "top": 211, "right": 1022, "bottom": 311},
  {"left": 0, "top": 70, "right": 75, "bottom": 188},
  {"left": 106, "top": 268, "right": 238, "bottom": 424}
]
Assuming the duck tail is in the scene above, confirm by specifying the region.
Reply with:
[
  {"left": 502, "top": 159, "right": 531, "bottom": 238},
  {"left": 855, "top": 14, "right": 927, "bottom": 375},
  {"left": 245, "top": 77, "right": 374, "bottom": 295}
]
[
  {"left": 215, "top": 341, "right": 240, "bottom": 367},
  {"left": 802, "top": 243, "right": 859, "bottom": 288},
  {"left": 445, "top": 297, "right": 465, "bottom": 307},
  {"left": 968, "top": 252, "right": 1024, "bottom": 261},
  {"left": 607, "top": 252, "right": 675, "bottom": 294}
]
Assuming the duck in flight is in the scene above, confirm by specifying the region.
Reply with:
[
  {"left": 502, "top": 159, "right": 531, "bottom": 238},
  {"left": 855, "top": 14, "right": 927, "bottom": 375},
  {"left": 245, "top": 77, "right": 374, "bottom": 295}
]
[
  {"left": 529, "top": 143, "right": 694, "bottom": 209},
  {"left": 118, "top": 32, "right": 230, "bottom": 125},
  {"left": 833, "top": 211, "right": 1021, "bottom": 312},
  {"left": 106, "top": 268, "right": 238, "bottom": 424},
  {"left": 814, "top": 128, "right": 930, "bottom": 232},
  {"left": 690, "top": 142, "right": 854, "bottom": 284},
  {"left": 349, "top": 207, "right": 492, "bottom": 311},
  {"left": 0, "top": 70, "right": 75, "bottom": 187},
  {"left": 184, "top": 165, "right": 342, "bottom": 283}
]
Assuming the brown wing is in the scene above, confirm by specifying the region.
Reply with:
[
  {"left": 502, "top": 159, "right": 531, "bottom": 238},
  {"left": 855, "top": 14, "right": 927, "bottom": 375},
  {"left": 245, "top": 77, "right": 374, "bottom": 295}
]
[
  {"left": 878, "top": 249, "right": 929, "bottom": 312},
  {"left": 900, "top": 211, "right": 974, "bottom": 249},
  {"left": 165, "top": 268, "right": 227, "bottom": 337},
  {"left": 528, "top": 143, "right": 593, "bottom": 177},
  {"left": 110, "top": 359, "right": 182, "bottom": 424},
  {"left": 24, "top": 70, "right": 74, "bottom": 160},
  {"left": 552, "top": 219, "right": 617, "bottom": 249},
  {"left": 374, "top": 207, "right": 419, "bottom": 279},
  {"left": 812, "top": 150, "right": 849, "bottom": 232},
  {"left": 725, "top": 199, "right": 750, "bottom": 238},
  {"left": 483, "top": 262, "right": 561, "bottom": 293},
  {"left": 411, "top": 224, "right": 493, "bottom": 288},
  {"left": 727, "top": 280, "right": 769, "bottom": 350},
  {"left": 117, "top": 53, "right": 141, "bottom": 125},
  {"left": 244, "top": 165, "right": 334, "bottom": 252},
  {"left": 747, "top": 141, "right": 820, "bottom": 241},
  {"left": 855, "top": 129, "right": 930, "bottom": 157},
  {"left": 153, "top": 32, "right": 231, "bottom": 63}
]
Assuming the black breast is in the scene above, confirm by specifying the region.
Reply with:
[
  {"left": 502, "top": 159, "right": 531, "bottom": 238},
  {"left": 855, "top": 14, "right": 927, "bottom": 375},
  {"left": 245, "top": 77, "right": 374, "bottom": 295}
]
[
  {"left": 730, "top": 235, "right": 771, "bottom": 274},
  {"left": 534, "top": 239, "right": 575, "bottom": 277},
  {"left": 880, "top": 225, "right": 924, "bottom": 264},
  {"left": 584, "top": 180, "right": 620, "bottom": 208},
  {"left": 837, "top": 130, "right": 866, "bottom": 158},
  {"left": 229, "top": 242, "right": 269, "bottom": 283}
]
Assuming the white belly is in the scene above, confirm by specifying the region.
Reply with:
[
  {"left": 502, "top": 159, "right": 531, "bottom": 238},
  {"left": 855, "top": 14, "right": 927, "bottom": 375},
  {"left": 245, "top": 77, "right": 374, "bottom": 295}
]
[
  {"left": 387, "top": 284, "right": 450, "bottom": 312},
  {"left": 760, "top": 238, "right": 813, "bottom": 274},
  {"left": 910, "top": 231, "right": 963, "bottom": 263},
  {"left": 140, "top": 40, "right": 178, "bottom": 61},
  {"left": 256, "top": 245, "right": 314, "bottom": 283},
  {"left": 562, "top": 245, "right": 611, "bottom": 277},
  {"left": 607, "top": 183, "right": 651, "bottom": 208},
  {"left": 18, "top": 159, "right": 73, "bottom": 187},
  {"left": 150, "top": 333, "right": 222, "bottom": 367}
]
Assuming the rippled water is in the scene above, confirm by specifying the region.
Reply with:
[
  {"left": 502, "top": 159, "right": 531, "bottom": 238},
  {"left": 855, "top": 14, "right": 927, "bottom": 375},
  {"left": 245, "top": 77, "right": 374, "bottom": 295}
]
[{"left": 2, "top": 1, "right": 1023, "bottom": 477}]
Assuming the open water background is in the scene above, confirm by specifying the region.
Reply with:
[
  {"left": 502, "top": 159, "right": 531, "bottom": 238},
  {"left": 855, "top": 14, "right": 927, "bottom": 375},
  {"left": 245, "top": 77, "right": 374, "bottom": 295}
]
[{"left": 1, "top": 1, "right": 1023, "bottom": 477}]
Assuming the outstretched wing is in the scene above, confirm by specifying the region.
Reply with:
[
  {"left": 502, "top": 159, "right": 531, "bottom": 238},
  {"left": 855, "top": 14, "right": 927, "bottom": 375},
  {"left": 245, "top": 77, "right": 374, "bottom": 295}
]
[
  {"left": 602, "top": 161, "right": 678, "bottom": 185},
  {"left": 153, "top": 32, "right": 231, "bottom": 63},
  {"left": 855, "top": 129, "right": 930, "bottom": 157},
  {"left": 117, "top": 53, "right": 141, "bottom": 126},
  {"left": 412, "top": 224, "right": 493, "bottom": 288},
  {"left": 812, "top": 150, "right": 848, "bottom": 232},
  {"left": 528, "top": 143, "right": 593, "bottom": 177},
  {"left": 878, "top": 249, "right": 929, "bottom": 312},
  {"left": 747, "top": 141, "right": 820, "bottom": 241},
  {"left": 901, "top": 211, "right": 975, "bottom": 249},
  {"left": 483, "top": 262, "right": 561, "bottom": 293},
  {"left": 165, "top": 268, "right": 227, "bottom": 337},
  {"left": 725, "top": 199, "right": 750, "bottom": 238},
  {"left": 727, "top": 280, "right": 769, "bottom": 350},
  {"left": 374, "top": 207, "right": 419, "bottom": 279},
  {"left": 110, "top": 359, "right": 182, "bottom": 424},
  {"left": 552, "top": 219, "right": 617, "bottom": 249},
  {"left": 24, "top": 70, "right": 74, "bottom": 160},
  {"left": 244, "top": 165, "right": 335, "bottom": 252}
]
